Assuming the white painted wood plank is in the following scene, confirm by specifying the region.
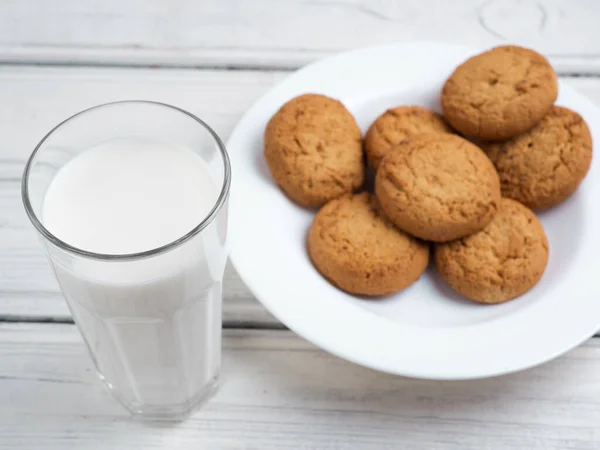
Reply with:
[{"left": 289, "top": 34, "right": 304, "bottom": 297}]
[
  {"left": 0, "top": 66, "right": 286, "bottom": 325},
  {"left": 0, "top": 323, "right": 599, "bottom": 449},
  {"left": 0, "top": 266, "right": 278, "bottom": 326},
  {"left": 1, "top": 67, "right": 600, "bottom": 323},
  {"left": 1, "top": 0, "right": 600, "bottom": 73},
  {"left": 0, "top": 66, "right": 287, "bottom": 180}
]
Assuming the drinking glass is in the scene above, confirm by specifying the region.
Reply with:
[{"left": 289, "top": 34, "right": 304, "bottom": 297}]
[{"left": 22, "top": 101, "right": 230, "bottom": 420}]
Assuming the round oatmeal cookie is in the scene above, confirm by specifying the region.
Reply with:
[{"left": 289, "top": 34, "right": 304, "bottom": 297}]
[
  {"left": 434, "top": 198, "right": 549, "bottom": 304},
  {"left": 264, "top": 93, "right": 364, "bottom": 208},
  {"left": 308, "top": 192, "right": 429, "bottom": 296},
  {"left": 375, "top": 133, "right": 501, "bottom": 242},
  {"left": 364, "top": 105, "right": 452, "bottom": 170},
  {"left": 441, "top": 45, "right": 558, "bottom": 141},
  {"left": 484, "top": 105, "right": 592, "bottom": 210}
]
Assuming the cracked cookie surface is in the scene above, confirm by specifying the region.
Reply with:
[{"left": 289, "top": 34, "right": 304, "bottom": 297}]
[
  {"left": 375, "top": 133, "right": 501, "bottom": 242},
  {"left": 264, "top": 93, "right": 364, "bottom": 208},
  {"left": 434, "top": 198, "right": 549, "bottom": 304},
  {"left": 308, "top": 192, "right": 429, "bottom": 296},
  {"left": 364, "top": 105, "right": 452, "bottom": 170},
  {"left": 484, "top": 106, "right": 592, "bottom": 210},
  {"left": 441, "top": 45, "right": 558, "bottom": 140}
]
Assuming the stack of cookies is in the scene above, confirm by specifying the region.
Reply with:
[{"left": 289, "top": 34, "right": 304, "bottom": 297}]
[{"left": 264, "top": 45, "right": 593, "bottom": 305}]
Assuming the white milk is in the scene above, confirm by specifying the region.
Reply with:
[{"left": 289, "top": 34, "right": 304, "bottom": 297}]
[
  {"left": 42, "top": 138, "right": 227, "bottom": 414},
  {"left": 44, "top": 137, "right": 218, "bottom": 255}
]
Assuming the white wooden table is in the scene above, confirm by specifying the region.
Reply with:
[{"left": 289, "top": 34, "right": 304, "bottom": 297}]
[{"left": 2, "top": 1, "right": 600, "bottom": 448}]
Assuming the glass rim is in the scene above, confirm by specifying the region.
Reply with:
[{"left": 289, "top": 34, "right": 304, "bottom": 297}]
[{"left": 21, "top": 100, "right": 232, "bottom": 262}]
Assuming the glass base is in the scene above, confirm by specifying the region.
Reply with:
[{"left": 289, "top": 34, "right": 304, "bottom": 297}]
[{"left": 98, "top": 371, "right": 220, "bottom": 421}]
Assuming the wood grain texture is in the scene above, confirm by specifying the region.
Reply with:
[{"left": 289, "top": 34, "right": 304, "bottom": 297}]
[
  {"left": 0, "top": 66, "right": 285, "bottom": 325},
  {"left": 1, "top": 0, "right": 600, "bottom": 73},
  {"left": 1, "top": 66, "right": 600, "bottom": 324},
  {"left": 0, "top": 323, "right": 599, "bottom": 449}
]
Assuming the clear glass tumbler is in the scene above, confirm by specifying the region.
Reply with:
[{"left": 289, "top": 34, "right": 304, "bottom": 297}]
[{"left": 22, "top": 101, "right": 230, "bottom": 420}]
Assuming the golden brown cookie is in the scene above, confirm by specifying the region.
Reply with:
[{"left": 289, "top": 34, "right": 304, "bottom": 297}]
[
  {"left": 264, "top": 93, "right": 364, "bottom": 208},
  {"left": 441, "top": 45, "right": 558, "bottom": 141},
  {"left": 375, "top": 134, "right": 501, "bottom": 242},
  {"left": 484, "top": 106, "right": 592, "bottom": 210},
  {"left": 435, "top": 198, "right": 549, "bottom": 304},
  {"left": 308, "top": 192, "right": 429, "bottom": 296},
  {"left": 364, "top": 106, "right": 452, "bottom": 170}
]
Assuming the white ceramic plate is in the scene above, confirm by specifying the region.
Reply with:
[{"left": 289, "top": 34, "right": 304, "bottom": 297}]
[{"left": 227, "top": 42, "right": 600, "bottom": 379}]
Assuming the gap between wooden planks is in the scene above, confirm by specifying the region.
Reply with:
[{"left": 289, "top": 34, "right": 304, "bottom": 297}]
[
  {"left": 0, "top": 322, "right": 599, "bottom": 449},
  {"left": 1, "top": 0, "right": 600, "bottom": 74}
]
